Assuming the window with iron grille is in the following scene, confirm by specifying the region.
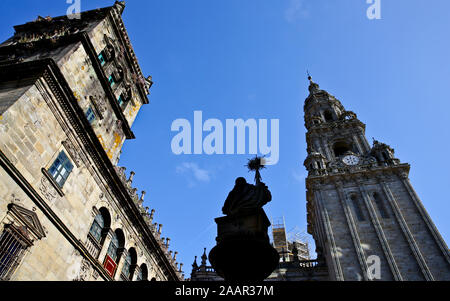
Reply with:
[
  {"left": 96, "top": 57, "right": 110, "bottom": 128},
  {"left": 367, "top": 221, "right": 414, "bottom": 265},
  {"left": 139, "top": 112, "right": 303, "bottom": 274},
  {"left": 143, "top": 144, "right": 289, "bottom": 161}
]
[
  {"left": 0, "top": 225, "right": 32, "bottom": 280},
  {"left": 48, "top": 151, "right": 74, "bottom": 188}
]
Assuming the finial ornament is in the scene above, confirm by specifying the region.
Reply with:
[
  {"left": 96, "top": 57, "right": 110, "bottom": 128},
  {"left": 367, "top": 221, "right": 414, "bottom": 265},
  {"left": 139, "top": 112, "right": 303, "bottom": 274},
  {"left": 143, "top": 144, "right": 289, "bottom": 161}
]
[
  {"left": 192, "top": 256, "right": 198, "bottom": 268},
  {"left": 307, "top": 72, "right": 320, "bottom": 94},
  {"left": 246, "top": 155, "right": 266, "bottom": 184},
  {"left": 201, "top": 248, "right": 208, "bottom": 266}
]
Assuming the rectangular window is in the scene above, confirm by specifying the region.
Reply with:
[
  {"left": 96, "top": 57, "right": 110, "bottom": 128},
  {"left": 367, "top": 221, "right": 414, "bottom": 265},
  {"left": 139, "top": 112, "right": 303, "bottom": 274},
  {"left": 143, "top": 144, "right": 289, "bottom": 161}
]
[
  {"left": 108, "top": 75, "right": 115, "bottom": 88},
  {"left": 98, "top": 52, "right": 106, "bottom": 66},
  {"left": 48, "top": 151, "right": 73, "bottom": 188},
  {"left": 0, "top": 228, "right": 26, "bottom": 280},
  {"left": 117, "top": 95, "right": 124, "bottom": 108},
  {"left": 85, "top": 107, "right": 96, "bottom": 124}
]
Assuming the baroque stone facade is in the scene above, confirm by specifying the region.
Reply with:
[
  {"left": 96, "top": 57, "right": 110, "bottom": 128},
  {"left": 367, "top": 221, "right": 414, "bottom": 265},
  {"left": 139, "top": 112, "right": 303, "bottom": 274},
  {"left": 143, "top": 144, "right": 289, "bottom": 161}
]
[
  {"left": 304, "top": 77, "right": 450, "bottom": 280},
  {"left": 0, "top": 2, "right": 182, "bottom": 281}
]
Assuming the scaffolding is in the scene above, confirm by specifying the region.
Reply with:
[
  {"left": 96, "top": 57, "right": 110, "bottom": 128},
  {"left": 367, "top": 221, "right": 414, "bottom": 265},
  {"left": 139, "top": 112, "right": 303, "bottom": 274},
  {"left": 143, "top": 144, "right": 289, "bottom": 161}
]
[
  {"left": 287, "top": 226, "right": 310, "bottom": 261},
  {"left": 272, "top": 217, "right": 288, "bottom": 256},
  {"left": 271, "top": 218, "right": 310, "bottom": 262}
]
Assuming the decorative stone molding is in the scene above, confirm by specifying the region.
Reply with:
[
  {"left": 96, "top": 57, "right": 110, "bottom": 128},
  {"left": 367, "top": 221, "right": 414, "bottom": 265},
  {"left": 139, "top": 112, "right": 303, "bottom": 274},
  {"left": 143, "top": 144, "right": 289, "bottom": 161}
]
[
  {"left": 73, "top": 258, "right": 92, "bottom": 281},
  {"left": 10, "top": 194, "right": 22, "bottom": 205},
  {"left": 62, "top": 139, "right": 83, "bottom": 168},
  {"left": 398, "top": 171, "right": 409, "bottom": 180},
  {"left": 92, "top": 269, "right": 100, "bottom": 280},
  {"left": 7, "top": 203, "right": 46, "bottom": 240},
  {"left": 39, "top": 175, "right": 61, "bottom": 202}
]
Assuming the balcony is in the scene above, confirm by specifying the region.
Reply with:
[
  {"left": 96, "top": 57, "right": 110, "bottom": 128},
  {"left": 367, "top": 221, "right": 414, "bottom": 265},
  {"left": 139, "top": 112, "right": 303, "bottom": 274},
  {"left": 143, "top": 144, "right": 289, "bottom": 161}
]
[{"left": 85, "top": 234, "right": 101, "bottom": 259}]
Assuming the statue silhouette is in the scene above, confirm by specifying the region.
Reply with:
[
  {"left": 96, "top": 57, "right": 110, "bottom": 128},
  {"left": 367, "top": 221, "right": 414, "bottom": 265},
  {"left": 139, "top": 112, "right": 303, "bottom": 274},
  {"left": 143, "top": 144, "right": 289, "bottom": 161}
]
[{"left": 222, "top": 177, "right": 272, "bottom": 216}]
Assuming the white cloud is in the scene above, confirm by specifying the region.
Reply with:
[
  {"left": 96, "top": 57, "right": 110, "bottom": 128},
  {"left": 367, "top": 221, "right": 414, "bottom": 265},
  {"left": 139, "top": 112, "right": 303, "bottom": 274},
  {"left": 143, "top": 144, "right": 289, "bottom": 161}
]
[
  {"left": 176, "top": 162, "right": 211, "bottom": 187},
  {"left": 285, "top": 0, "right": 309, "bottom": 23}
]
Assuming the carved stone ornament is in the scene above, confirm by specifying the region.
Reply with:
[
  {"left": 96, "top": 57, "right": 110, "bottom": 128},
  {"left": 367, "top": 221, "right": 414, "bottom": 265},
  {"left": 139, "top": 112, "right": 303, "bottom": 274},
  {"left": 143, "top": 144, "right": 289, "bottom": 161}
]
[
  {"left": 62, "top": 139, "right": 82, "bottom": 167},
  {"left": 334, "top": 181, "right": 344, "bottom": 189},
  {"left": 10, "top": 194, "right": 22, "bottom": 204},
  {"left": 8, "top": 203, "right": 46, "bottom": 240},
  {"left": 361, "top": 155, "right": 377, "bottom": 166},
  {"left": 92, "top": 269, "right": 100, "bottom": 280},
  {"left": 39, "top": 176, "right": 60, "bottom": 203},
  {"left": 398, "top": 171, "right": 409, "bottom": 180},
  {"left": 95, "top": 95, "right": 108, "bottom": 114},
  {"left": 115, "top": 166, "right": 127, "bottom": 183},
  {"left": 74, "top": 258, "right": 92, "bottom": 281}
]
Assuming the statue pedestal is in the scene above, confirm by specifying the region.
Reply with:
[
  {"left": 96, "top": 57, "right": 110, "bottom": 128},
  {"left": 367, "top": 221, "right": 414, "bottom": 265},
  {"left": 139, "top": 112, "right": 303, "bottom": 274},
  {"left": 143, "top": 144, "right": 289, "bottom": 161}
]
[{"left": 209, "top": 209, "right": 279, "bottom": 281}]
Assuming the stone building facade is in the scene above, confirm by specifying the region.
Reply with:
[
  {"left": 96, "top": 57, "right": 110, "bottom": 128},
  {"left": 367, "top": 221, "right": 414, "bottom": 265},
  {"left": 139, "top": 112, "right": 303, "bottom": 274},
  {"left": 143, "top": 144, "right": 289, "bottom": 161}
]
[
  {"left": 0, "top": 2, "right": 182, "bottom": 281},
  {"left": 304, "top": 77, "right": 450, "bottom": 280}
]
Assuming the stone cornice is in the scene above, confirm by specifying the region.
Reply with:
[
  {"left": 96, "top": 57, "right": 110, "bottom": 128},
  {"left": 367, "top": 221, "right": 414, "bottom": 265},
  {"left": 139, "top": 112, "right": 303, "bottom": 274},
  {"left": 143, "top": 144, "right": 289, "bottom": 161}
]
[
  {"left": 305, "top": 163, "right": 410, "bottom": 237},
  {"left": 306, "top": 118, "right": 366, "bottom": 137},
  {"left": 2, "top": 1, "right": 149, "bottom": 104},
  {"left": 107, "top": 4, "right": 149, "bottom": 104},
  {"left": 305, "top": 163, "right": 410, "bottom": 189},
  {"left": 0, "top": 32, "right": 136, "bottom": 140}
]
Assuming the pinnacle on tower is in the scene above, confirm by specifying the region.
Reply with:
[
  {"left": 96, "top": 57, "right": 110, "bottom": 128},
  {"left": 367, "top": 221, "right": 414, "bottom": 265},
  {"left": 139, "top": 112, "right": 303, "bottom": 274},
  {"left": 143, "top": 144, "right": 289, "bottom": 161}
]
[{"left": 201, "top": 248, "right": 208, "bottom": 267}]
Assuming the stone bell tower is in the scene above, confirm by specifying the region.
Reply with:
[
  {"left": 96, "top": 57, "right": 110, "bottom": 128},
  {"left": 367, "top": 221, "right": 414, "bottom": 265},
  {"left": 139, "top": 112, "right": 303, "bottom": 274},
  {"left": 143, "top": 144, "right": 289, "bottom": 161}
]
[{"left": 303, "top": 76, "right": 450, "bottom": 281}]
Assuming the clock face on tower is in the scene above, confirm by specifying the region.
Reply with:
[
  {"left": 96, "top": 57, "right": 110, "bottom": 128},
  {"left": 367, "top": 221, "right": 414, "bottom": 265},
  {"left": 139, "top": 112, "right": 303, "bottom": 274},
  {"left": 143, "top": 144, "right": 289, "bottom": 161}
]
[{"left": 343, "top": 155, "right": 360, "bottom": 166}]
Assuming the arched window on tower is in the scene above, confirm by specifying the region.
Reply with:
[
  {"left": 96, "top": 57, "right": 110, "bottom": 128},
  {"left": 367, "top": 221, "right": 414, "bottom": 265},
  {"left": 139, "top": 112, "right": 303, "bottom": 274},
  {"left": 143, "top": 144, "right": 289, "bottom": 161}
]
[
  {"left": 350, "top": 195, "right": 365, "bottom": 222},
  {"left": 373, "top": 193, "right": 389, "bottom": 219},
  {"left": 324, "top": 110, "right": 334, "bottom": 122},
  {"left": 333, "top": 141, "right": 352, "bottom": 157}
]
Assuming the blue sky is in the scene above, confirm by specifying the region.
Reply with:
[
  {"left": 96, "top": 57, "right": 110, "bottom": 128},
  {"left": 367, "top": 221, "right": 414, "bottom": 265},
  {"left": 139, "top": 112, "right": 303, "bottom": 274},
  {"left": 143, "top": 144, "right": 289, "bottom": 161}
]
[{"left": 1, "top": 0, "right": 449, "bottom": 277}]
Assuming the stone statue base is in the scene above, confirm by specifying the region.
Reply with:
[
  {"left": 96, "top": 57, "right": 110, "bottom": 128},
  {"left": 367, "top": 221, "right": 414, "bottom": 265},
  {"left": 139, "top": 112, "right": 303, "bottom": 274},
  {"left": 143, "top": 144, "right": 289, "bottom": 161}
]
[{"left": 209, "top": 208, "right": 279, "bottom": 281}]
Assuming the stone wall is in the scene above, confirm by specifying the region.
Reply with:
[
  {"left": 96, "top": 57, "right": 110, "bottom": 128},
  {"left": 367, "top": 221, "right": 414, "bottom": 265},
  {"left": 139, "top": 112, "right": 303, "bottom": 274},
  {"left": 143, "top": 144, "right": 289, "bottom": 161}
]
[{"left": 0, "top": 79, "right": 168, "bottom": 280}]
